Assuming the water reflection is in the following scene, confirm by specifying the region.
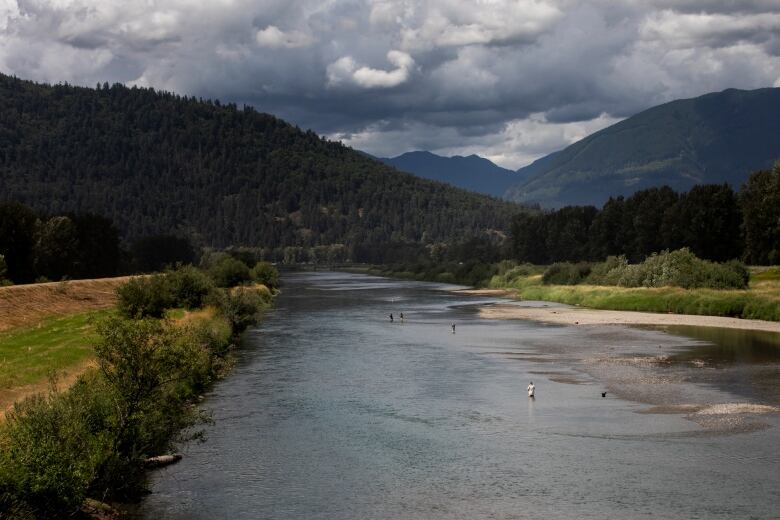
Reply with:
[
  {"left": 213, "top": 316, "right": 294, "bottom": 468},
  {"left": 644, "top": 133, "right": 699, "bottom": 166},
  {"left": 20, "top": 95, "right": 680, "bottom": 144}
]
[{"left": 657, "top": 325, "right": 780, "bottom": 364}]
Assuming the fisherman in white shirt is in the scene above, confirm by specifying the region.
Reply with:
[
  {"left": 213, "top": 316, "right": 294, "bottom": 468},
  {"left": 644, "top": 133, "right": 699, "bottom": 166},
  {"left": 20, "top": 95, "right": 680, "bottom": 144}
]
[{"left": 527, "top": 381, "right": 535, "bottom": 398}]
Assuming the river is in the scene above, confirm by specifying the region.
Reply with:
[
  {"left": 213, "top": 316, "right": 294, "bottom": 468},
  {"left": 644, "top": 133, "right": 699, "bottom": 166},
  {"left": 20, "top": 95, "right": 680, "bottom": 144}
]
[{"left": 134, "top": 272, "right": 780, "bottom": 519}]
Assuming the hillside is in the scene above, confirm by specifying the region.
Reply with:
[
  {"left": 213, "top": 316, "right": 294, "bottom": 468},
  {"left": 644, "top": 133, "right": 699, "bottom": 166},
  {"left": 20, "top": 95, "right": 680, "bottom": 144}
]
[
  {"left": 0, "top": 74, "right": 521, "bottom": 256},
  {"left": 506, "top": 88, "right": 780, "bottom": 208},
  {"left": 378, "top": 151, "right": 524, "bottom": 197}
]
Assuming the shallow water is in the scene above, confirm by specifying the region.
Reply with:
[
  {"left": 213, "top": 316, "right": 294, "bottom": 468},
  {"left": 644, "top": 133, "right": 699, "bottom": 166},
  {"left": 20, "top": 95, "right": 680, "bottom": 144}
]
[{"left": 134, "top": 272, "right": 780, "bottom": 519}]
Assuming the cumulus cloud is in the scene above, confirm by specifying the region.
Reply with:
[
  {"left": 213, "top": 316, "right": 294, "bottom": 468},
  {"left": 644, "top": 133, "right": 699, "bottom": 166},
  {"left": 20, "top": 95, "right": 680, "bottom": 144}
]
[
  {"left": 641, "top": 11, "right": 780, "bottom": 50},
  {"left": 1, "top": 0, "right": 780, "bottom": 168},
  {"left": 399, "top": 0, "right": 563, "bottom": 50},
  {"left": 328, "top": 50, "right": 415, "bottom": 88},
  {"left": 256, "top": 25, "right": 314, "bottom": 48}
]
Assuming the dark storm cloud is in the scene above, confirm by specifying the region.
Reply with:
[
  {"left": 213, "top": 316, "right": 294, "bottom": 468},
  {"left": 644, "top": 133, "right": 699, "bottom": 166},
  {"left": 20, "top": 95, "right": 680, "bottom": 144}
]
[{"left": 1, "top": 0, "right": 779, "bottom": 168}]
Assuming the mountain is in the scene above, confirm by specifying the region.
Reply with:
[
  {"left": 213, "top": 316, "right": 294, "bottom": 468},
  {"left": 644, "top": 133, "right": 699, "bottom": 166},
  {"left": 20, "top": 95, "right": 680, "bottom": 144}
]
[
  {"left": 506, "top": 87, "right": 780, "bottom": 208},
  {"left": 0, "top": 74, "right": 521, "bottom": 259},
  {"left": 378, "top": 151, "right": 524, "bottom": 197}
]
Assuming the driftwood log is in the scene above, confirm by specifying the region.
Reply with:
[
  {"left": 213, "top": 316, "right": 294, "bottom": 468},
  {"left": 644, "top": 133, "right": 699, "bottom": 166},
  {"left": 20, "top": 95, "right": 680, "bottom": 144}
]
[{"left": 144, "top": 454, "right": 183, "bottom": 468}]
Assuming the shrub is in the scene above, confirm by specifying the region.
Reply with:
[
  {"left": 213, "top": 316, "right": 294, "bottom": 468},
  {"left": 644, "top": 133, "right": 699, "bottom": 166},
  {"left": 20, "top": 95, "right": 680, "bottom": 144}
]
[
  {"left": 493, "top": 263, "right": 540, "bottom": 285},
  {"left": 116, "top": 275, "right": 173, "bottom": 318},
  {"left": 542, "top": 262, "right": 592, "bottom": 285},
  {"left": 578, "top": 250, "right": 749, "bottom": 290},
  {"left": 166, "top": 264, "right": 214, "bottom": 309},
  {"left": 207, "top": 286, "right": 271, "bottom": 334},
  {"left": 585, "top": 255, "right": 628, "bottom": 285},
  {"left": 435, "top": 272, "right": 456, "bottom": 283},
  {"left": 250, "top": 261, "right": 279, "bottom": 290},
  {"left": 496, "top": 260, "right": 517, "bottom": 276},
  {"left": 186, "top": 312, "right": 233, "bottom": 360},
  {"left": 454, "top": 261, "right": 498, "bottom": 287},
  {"left": 208, "top": 257, "right": 251, "bottom": 288},
  {"left": 617, "top": 249, "right": 749, "bottom": 290},
  {"left": 0, "top": 279, "right": 275, "bottom": 514},
  {"left": 0, "top": 378, "right": 114, "bottom": 518},
  {"left": 92, "top": 317, "right": 206, "bottom": 497}
]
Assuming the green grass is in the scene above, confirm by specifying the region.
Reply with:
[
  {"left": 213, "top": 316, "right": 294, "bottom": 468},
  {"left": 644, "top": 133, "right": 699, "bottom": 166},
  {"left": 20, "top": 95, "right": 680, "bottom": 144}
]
[
  {"left": 0, "top": 310, "right": 111, "bottom": 389},
  {"left": 506, "top": 280, "right": 780, "bottom": 321},
  {"left": 751, "top": 267, "right": 780, "bottom": 282},
  {"left": 164, "top": 308, "right": 187, "bottom": 320}
]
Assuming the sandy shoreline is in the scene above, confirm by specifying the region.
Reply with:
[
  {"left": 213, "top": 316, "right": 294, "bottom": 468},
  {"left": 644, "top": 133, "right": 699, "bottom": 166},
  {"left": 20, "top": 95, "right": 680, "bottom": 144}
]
[
  {"left": 449, "top": 288, "right": 780, "bottom": 333},
  {"left": 479, "top": 302, "right": 780, "bottom": 333}
]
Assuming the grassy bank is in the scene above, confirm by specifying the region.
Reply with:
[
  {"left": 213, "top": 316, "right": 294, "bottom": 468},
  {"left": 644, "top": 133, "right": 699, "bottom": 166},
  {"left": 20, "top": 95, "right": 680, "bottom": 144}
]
[
  {"left": 0, "top": 311, "right": 112, "bottom": 415},
  {"left": 0, "top": 312, "right": 105, "bottom": 388},
  {"left": 491, "top": 275, "right": 780, "bottom": 321},
  {"left": 0, "top": 277, "right": 131, "bottom": 333},
  {"left": 0, "top": 264, "right": 278, "bottom": 518}
]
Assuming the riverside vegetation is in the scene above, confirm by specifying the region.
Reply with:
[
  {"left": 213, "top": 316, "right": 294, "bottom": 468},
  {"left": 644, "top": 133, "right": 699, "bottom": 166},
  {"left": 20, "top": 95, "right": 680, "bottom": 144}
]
[
  {"left": 0, "top": 260, "right": 278, "bottom": 519},
  {"left": 370, "top": 165, "right": 780, "bottom": 321},
  {"left": 372, "top": 249, "right": 780, "bottom": 322}
]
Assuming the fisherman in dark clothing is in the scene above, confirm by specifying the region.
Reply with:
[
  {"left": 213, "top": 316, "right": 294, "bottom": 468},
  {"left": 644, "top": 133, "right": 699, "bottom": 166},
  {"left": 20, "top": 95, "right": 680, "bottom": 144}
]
[{"left": 389, "top": 313, "right": 394, "bottom": 322}]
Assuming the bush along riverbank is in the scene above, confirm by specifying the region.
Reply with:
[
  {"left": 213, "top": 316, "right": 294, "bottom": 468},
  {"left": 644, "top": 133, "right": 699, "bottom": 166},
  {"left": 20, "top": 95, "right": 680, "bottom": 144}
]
[
  {"left": 0, "top": 263, "right": 277, "bottom": 519},
  {"left": 371, "top": 249, "right": 780, "bottom": 321}
]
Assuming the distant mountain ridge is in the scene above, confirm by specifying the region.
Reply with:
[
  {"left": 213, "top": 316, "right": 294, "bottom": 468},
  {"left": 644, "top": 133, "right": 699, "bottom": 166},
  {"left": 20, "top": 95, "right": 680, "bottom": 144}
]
[
  {"left": 506, "top": 87, "right": 780, "bottom": 208},
  {"left": 378, "top": 151, "right": 525, "bottom": 197}
]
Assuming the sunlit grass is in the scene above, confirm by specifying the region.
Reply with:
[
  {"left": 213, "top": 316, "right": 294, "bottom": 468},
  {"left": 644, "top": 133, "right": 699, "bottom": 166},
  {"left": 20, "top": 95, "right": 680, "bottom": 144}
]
[
  {"left": 751, "top": 266, "right": 780, "bottom": 283},
  {"left": 503, "top": 277, "right": 780, "bottom": 321},
  {"left": 0, "top": 310, "right": 111, "bottom": 389}
]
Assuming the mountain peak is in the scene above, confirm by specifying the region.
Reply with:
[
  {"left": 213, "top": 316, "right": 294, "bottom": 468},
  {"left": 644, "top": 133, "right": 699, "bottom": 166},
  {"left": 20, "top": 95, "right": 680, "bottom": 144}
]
[
  {"left": 378, "top": 151, "right": 523, "bottom": 198},
  {"left": 506, "top": 87, "right": 780, "bottom": 208}
]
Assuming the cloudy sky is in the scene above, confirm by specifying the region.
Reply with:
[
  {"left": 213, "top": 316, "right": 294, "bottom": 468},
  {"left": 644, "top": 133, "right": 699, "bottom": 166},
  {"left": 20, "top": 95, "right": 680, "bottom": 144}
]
[{"left": 2, "top": 0, "right": 780, "bottom": 169}]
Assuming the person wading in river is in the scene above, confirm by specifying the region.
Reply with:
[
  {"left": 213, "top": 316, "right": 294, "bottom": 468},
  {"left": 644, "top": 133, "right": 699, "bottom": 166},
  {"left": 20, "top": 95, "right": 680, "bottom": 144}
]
[
  {"left": 389, "top": 313, "right": 394, "bottom": 323},
  {"left": 527, "top": 381, "right": 535, "bottom": 398}
]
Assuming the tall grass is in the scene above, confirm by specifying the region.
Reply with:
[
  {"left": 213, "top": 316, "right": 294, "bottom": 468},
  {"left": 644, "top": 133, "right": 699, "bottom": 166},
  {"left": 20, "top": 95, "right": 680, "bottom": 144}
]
[{"left": 515, "top": 284, "right": 780, "bottom": 321}]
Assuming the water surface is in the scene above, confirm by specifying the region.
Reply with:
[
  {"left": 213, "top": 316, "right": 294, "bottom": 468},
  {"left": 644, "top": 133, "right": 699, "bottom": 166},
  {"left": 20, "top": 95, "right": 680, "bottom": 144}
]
[{"left": 135, "top": 272, "right": 780, "bottom": 519}]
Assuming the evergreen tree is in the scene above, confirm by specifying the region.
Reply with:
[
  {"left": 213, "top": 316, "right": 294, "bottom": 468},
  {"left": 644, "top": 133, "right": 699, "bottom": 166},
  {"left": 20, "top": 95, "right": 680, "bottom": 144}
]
[
  {"left": 740, "top": 164, "right": 780, "bottom": 264},
  {"left": 664, "top": 184, "right": 742, "bottom": 261},
  {"left": 33, "top": 216, "right": 80, "bottom": 281},
  {"left": 0, "top": 202, "right": 39, "bottom": 283}
]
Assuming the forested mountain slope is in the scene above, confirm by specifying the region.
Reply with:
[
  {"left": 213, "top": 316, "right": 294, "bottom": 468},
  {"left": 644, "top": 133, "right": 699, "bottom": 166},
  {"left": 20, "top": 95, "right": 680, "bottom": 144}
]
[
  {"left": 506, "top": 87, "right": 780, "bottom": 208},
  {"left": 0, "top": 74, "right": 520, "bottom": 254},
  {"left": 378, "top": 151, "right": 524, "bottom": 197}
]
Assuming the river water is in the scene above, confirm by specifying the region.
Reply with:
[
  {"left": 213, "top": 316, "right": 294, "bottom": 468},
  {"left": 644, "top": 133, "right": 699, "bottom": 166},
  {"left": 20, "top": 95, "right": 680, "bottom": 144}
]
[{"left": 135, "top": 272, "right": 780, "bottom": 519}]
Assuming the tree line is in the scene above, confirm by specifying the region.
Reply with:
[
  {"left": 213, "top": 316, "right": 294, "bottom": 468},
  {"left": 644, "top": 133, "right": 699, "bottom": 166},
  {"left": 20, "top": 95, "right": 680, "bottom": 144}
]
[
  {"left": 0, "top": 201, "right": 199, "bottom": 284},
  {"left": 510, "top": 163, "right": 780, "bottom": 265},
  {"left": 0, "top": 199, "right": 508, "bottom": 285}
]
